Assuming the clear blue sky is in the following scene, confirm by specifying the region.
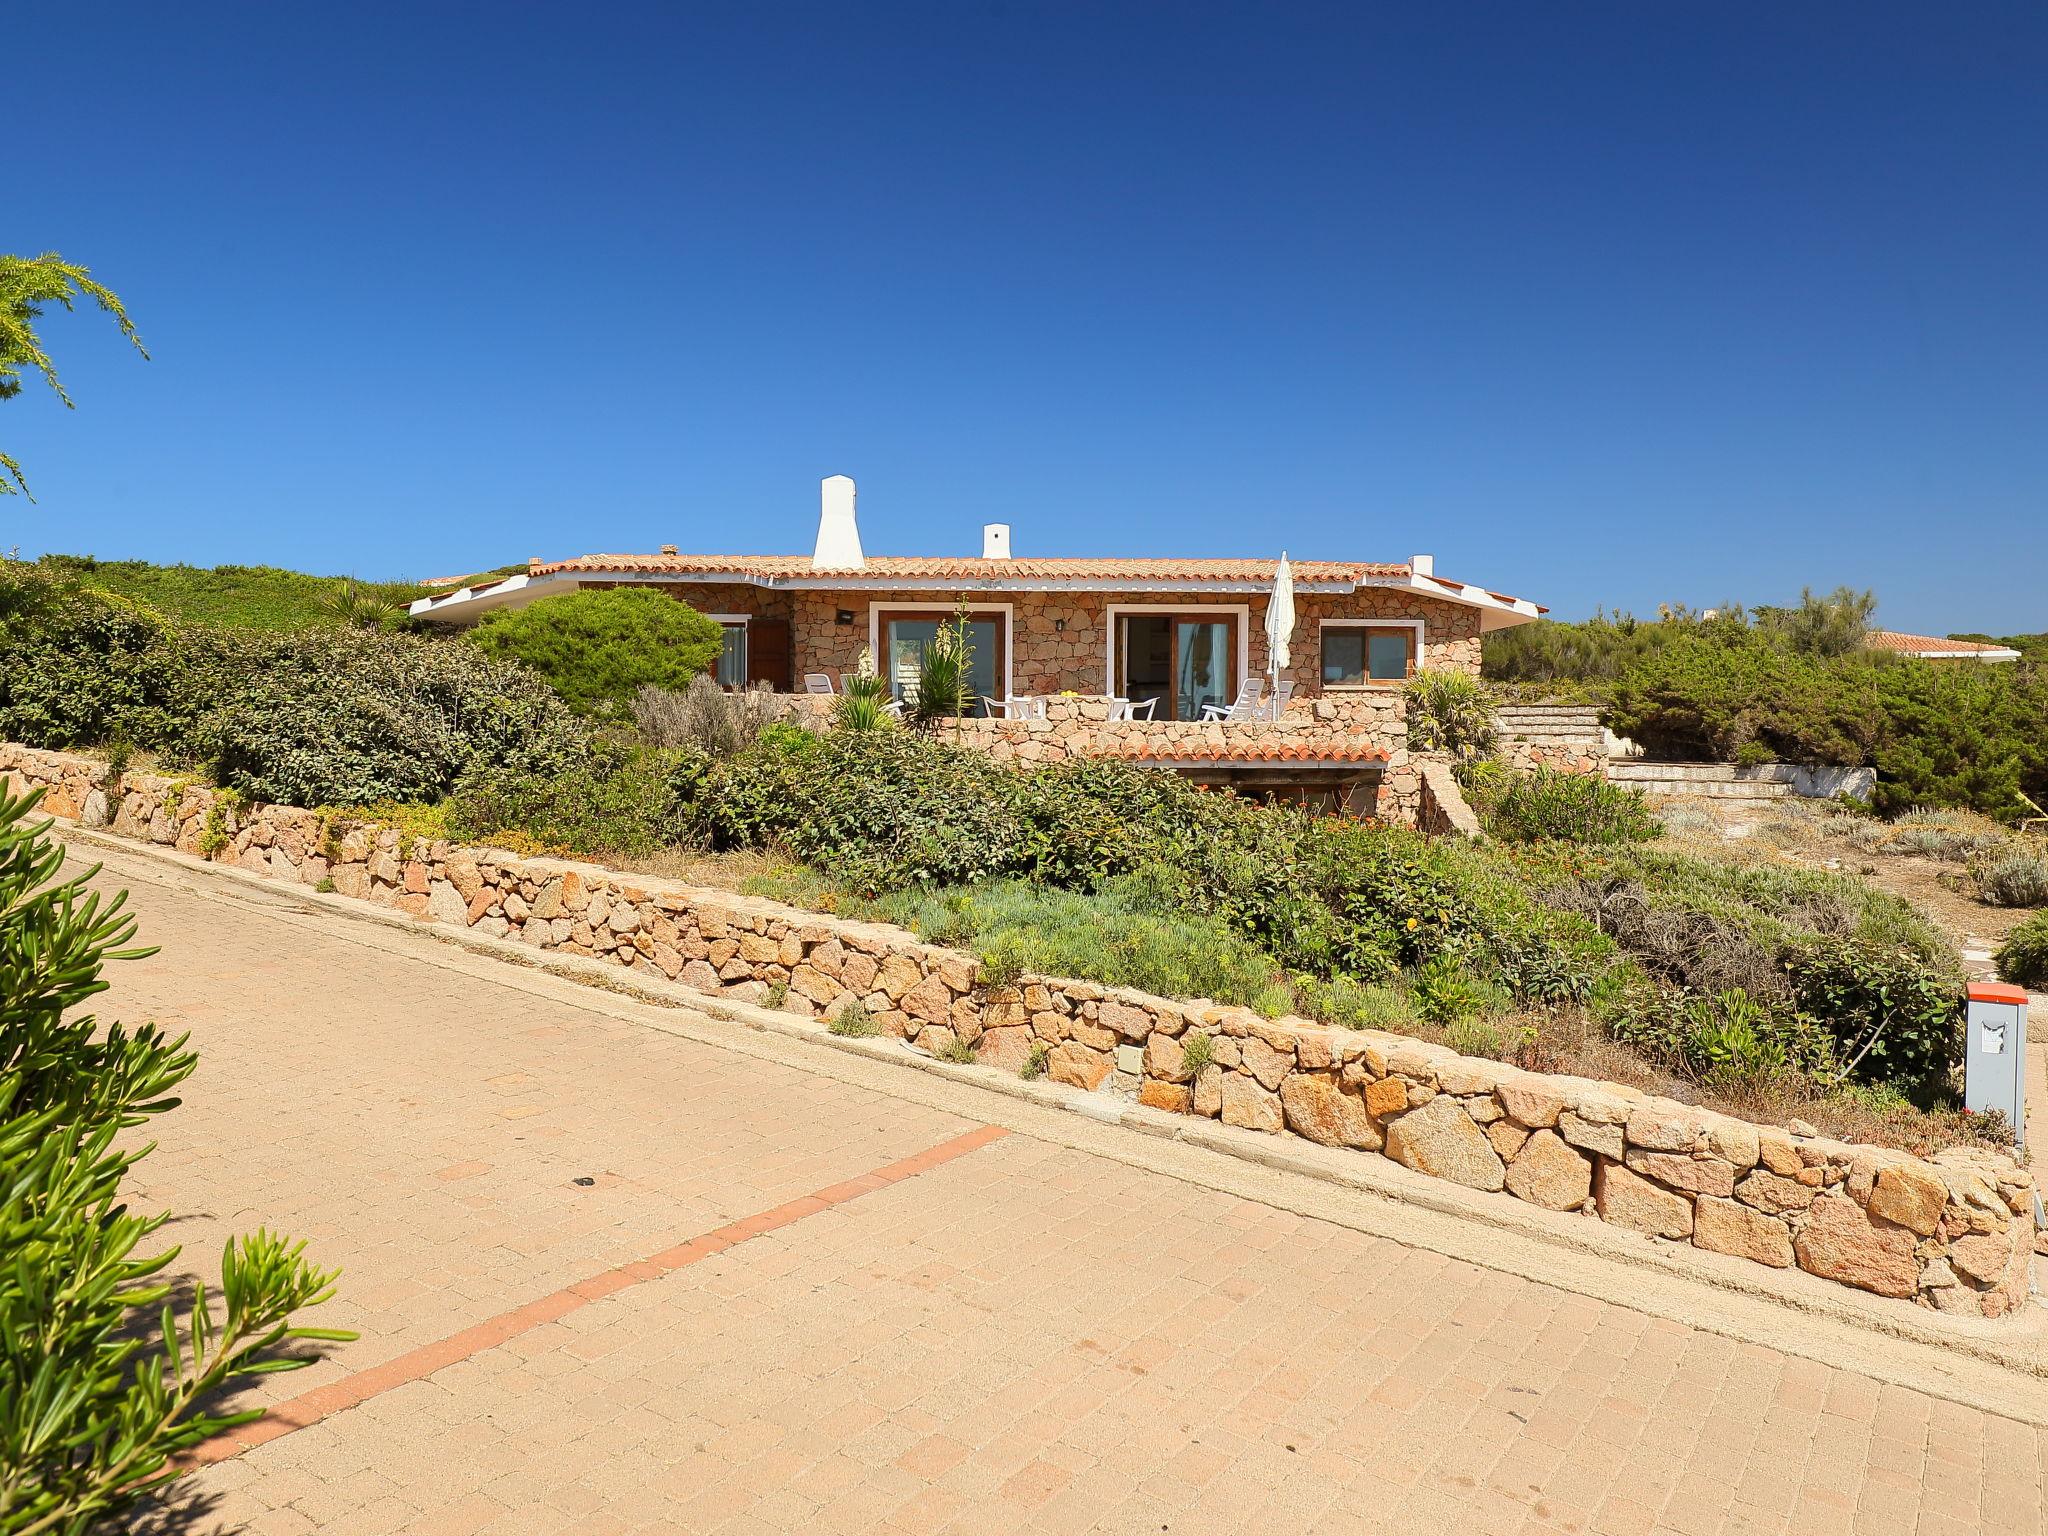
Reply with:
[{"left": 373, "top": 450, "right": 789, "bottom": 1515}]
[{"left": 11, "top": 3, "right": 2046, "bottom": 630}]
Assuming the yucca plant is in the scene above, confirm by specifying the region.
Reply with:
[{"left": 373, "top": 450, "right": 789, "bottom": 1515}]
[
  {"left": 835, "top": 669, "right": 895, "bottom": 733},
  {"left": 315, "top": 578, "right": 403, "bottom": 629},
  {"left": 908, "top": 606, "right": 974, "bottom": 730},
  {"left": 0, "top": 786, "right": 352, "bottom": 1532}
]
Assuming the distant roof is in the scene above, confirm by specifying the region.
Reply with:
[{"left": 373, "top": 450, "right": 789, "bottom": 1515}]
[{"left": 1866, "top": 630, "right": 2023, "bottom": 662}]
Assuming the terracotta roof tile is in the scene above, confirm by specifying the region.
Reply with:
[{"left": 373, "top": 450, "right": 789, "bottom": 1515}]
[
  {"left": 1866, "top": 630, "right": 2022, "bottom": 657},
  {"left": 1095, "top": 741, "right": 1389, "bottom": 765},
  {"left": 534, "top": 553, "right": 1409, "bottom": 582}
]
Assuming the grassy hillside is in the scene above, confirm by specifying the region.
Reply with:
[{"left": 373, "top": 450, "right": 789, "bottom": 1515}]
[{"left": 34, "top": 554, "right": 432, "bottom": 631}]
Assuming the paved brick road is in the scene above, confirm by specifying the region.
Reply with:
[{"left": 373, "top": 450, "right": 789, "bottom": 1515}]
[{"left": 83, "top": 843, "right": 2048, "bottom": 1536}]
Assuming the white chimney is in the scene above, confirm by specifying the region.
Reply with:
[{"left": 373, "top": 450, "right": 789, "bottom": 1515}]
[
  {"left": 813, "top": 475, "right": 865, "bottom": 570},
  {"left": 1410, "top": 553, "right": 1434, "bottom": 576},
  {"left": 982, "top": 523, "right": 1012, "bottom": 560}
]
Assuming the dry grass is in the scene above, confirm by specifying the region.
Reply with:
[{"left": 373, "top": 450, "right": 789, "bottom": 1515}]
[
  {"left": 1654, "top": 794, "right": 2042, "bottom": 951},
  {"left": 1427, "top": 1004, "right": 2013, "bottom": 1157},
  {"left": 600, "top": 844, "right": 804, "bottom": 892}
]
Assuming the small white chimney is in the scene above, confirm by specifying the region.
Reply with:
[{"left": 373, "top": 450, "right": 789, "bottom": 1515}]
[
  {"left": 813, "top": 475, "right": 865, "bottom": 570},
  {"left": 982, "top": 523, "right": 1012, "bottom": 560},
  {"left": 1410, "top": 553, "right": 1435, "bottom": 576}
]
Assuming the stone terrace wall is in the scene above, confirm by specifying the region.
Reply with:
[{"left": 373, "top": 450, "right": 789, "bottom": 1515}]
[
  {"left": 1497, "top": 704, "right": 1609, "bottom": 777},
  {"left": 776, "top": 694, "right": 1438, "bottom": 825},
  {"left": 6, "top": 740, "right": 2031, "bottom": 1319},
  {"left": 1415, "top": 762, "right": 1482, "bottom": 838}
]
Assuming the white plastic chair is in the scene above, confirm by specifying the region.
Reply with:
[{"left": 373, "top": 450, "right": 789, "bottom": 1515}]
[
  {"left": 984, "top": 696, "right": 1044, "bottom": 720},
  {"left": 1266, "top": 681, "right": 1295, "bottom": 720},
  {"left": 1199, "top": 678, "right": 1265, "bottom": 722},
  {"left": 1108, "top": 696, "right": 1158, "bottom": 721},
  {"left": 802, "top": 673, "right": 836, "bottom": 695}
]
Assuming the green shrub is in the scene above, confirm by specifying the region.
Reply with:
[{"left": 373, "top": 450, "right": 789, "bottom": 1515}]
[
  {"left": 467, "top": 587, "right": 723, "bottom": 716},
  {"left": 1530, "top": 842, "right": 1959, "bottom": 1084},
  {"left": 1976, "top": 853, "right": 2048, "bottom": 908},
  {"left": 188, "top": 628, "right": 586, "bottom": 806},
  {"left": 0, "top": 787, "right": 351, "bottom": 1527},
  {"left": 1292, "top": 975, "right": 1411, "bottom": 1030},
  {"left": 1180, "top": 1032, "right": 1215, "bottom": 1075},
  {"left": 1495, "top": 598, "right": 2047, "bottom": 822},
  {"left": 445, "top": 740, "right": 704, "bottom": 857},
  {"left": 28, "top": 552, "right": 422, "bottom": 632},
  {"left": 878, "top": 881, "right": 1287, "bottom": 1013},
  {"left": 1996, "top": 913, "right": 2048, "bottom": 990},
  {"left": 1472, "top": 766, "right": 1661, "bottom": 845},
  {"left": 0, "top": 573, "right": 588, "bottom": 807},
  {"left": 1784, "top": 938, "right": 1962, "bottom": 1090},
  {"left": 1414, "top": 955, "right": 1483, "bottom": 1023},
  {"left": 1404, "top": 671, "right": 1500, "bottom": 761},
  {"left": 1021, "top": 1042, "right": 1049, "bottom": 1080}
]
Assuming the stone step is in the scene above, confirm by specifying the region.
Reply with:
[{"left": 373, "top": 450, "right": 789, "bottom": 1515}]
[
  {"left": 1620, "top": 778, "right": 1794, "bottom": 801},
  {"left": 1607, "top": 761, "right": 1757, "bottom": 782}
]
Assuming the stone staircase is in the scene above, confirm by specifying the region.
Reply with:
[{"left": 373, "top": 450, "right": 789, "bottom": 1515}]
[
  {"left": 1496, "top": 704, "right": 1609, "bottom": 774},
  {"left": 1604, "top": 761, "right": 1795, "bottom": 802}
]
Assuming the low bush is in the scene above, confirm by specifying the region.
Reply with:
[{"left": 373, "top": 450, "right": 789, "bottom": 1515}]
[
  {"left": 874, "top": 880, "right": 1292, "bottom": 1016},
  {"left": 1996, "top": 914, "right": 2048, "bottom": 990},
  {"left": 1526, "top": 843, "right": 1961, "bottom": 1087},
  {"left": 1975, "top": 852, "right": 2048, "bottom": 909},
  {"left": 687, "top": 728, "right": 1969, "bottom": 1089},
  {"left": 466, "top": 586, "right": 724, "bottom": 717},
  {"left": 188, "top": 627, "right": 586, "bottom": 807},
  {"left": 445, "top": 741, "right": 706, "bottom": 858},
  {"left": 1513, "top": 609, "right": 2047, "bottom": 822},
  {"left": 632, "top": 676, "right": 788, "bottom": 758},
  {"left": 1467, "top": 765, "right": 1661, "bottom": 845},
  {"left": 0, "top": 568, "right": 589, "bottom": 807}
]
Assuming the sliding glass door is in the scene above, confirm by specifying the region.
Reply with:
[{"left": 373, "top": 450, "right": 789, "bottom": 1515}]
[
  {"left": 882, "top": 613, "right": 1004, "bottom": 716},
  {"left": 1117, "top": 613, "right": 1237, "bottom": 721}
]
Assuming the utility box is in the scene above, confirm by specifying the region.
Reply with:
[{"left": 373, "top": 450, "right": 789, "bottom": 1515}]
[{"left": 1965, "top": 981, "right": 2030, "bottom": 1145}]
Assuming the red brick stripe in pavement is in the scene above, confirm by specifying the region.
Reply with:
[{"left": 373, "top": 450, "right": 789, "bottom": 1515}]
[{"left": 181, "top": 1123, "right": 1010, "bottom": 1467}]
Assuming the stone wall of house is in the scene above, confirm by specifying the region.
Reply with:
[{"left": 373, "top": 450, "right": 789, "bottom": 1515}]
[
  {"left": 7, "top": 738, "right": 2029, "bottom": 1318},
  {"left": 767, "top": 585, "right": 1482, "bottom": 698}
]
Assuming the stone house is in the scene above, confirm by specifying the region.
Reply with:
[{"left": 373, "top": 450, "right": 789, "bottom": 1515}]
[{"left": 414, "top": 477, "right": 1544, "bottom": 819}]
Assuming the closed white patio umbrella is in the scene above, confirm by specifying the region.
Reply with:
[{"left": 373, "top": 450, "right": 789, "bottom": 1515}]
[{"left": 1264, "top": 552, "right": 1295, "bottom": 713}]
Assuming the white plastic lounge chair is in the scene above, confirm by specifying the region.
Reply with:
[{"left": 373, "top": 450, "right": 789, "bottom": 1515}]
[
  {"left": 1199, "top": 678, "right": 1265, "bottom": 722},
  {"left": 802, "top": 673, "right": 836, "bottom": 695}
]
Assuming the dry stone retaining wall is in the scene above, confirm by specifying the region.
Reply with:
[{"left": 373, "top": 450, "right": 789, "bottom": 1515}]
[
  {"left": 6, "top": 740, "right": 2031, "bottom": 1319},
  {"left": 1497, "top": 704, "right": 1609, "bottom": 777}
]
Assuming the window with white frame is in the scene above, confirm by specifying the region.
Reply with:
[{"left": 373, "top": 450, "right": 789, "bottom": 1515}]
[{"left": 1320, "top": 621, "right": 1420, "bottom": 686}]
